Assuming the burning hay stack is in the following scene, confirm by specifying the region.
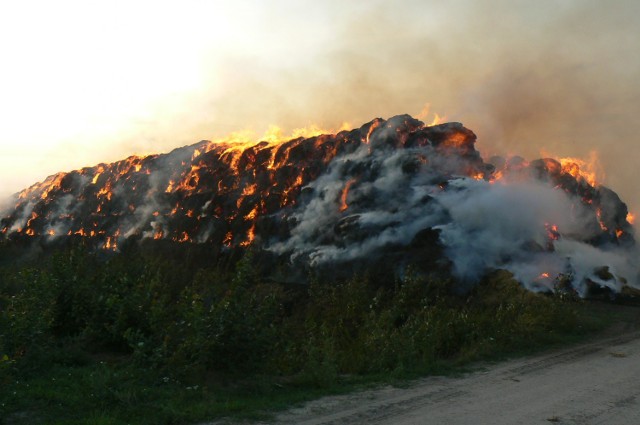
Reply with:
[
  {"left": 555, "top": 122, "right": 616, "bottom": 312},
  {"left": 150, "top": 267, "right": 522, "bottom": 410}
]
[{"left": 1, "top": 115, "right": 636, "bottom": 296}]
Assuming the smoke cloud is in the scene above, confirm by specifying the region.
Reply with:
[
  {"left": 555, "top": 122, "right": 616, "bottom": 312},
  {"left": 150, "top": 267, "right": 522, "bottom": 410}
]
[
  {"left": 3, "top": 0, "right": 640, "bottom": 218},
  {"left": 175, "top": 0, "right": 638, "bottom": 219},
  {"left": 268, "top": 117, "right": 638, "bottom": 295},
  {"left": 2, "top": 113, "right": 636, "bottom": 295}
]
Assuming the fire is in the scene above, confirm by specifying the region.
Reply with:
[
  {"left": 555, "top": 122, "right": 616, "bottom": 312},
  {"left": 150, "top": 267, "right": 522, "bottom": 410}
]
[
  {"left": 627, "top": 212, "right": 636, "bottom": 225},
  {"left": 471, "top": 172, "right": 485, "bottom": 181},
  {"left": 96, "top": 181, "right": 113, "bottom": 201},
  {"left": 104, "top": 236, "right": 117, "bottom": 251},
  {"left": 244, "top": 206, "right": 258, "bottom": 221},
  {"left": 340, "top": 179, "right": 357, "bottom": 212},
  {"left": 3, "top": 113, "right": 632, "bottom": 260},
  {"left": 545, "top": 223, "right": 560, "bottom": 241},
  {"left": 596, "top": 208, "right": 608, "bottom": 231},
  {"left": 16, "top": 173, "right": 66, "bottom": 202},
  {"left": 242, "top": 183, "right": 257, "bottom": 196},
  {"left": 240, "top": 224, "right": 256, "bottom": 247},
  {"left": 416, "top": 103, "right": 447, "bottom": 126},
  {"left": 489, "top": 169, "right": 504, "bottom": 183},
  {"left": 282, "top": 174, "right": 304, "bottom": 207},
  {"left": 440, "top": 131, "right": 470, "bottom": 149},
  {"left": 208, "top": 122, "right": 346, "bottom": 157},
  {"left": 554, "top": 151, "right": 603, "bottom": 187},
  {"left": 176, "top": 232, "right": 190, "bottom": 243},
  {"left": 223, "top": 231, "right": 233, "bottom": 247},
  {"left": 175, "top": 165, "right": 202, "bottom": 192},
  {"left": 92, "top": 166, "right": 104, "bottom": 184},
  {"left": 26, "top": 212, "right": 38, "bottom": 228},
  {"left": 364, "top": 120, "right": 382, "bottom": 144}
]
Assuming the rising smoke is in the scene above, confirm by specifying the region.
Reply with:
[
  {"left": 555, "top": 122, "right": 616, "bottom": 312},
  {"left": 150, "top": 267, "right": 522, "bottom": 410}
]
[
  {"left": 2, "top": 115, "right": 637, "bottom": 295},
  {"left": 268, "top": 116, "right": 638, "bottom": 295}
]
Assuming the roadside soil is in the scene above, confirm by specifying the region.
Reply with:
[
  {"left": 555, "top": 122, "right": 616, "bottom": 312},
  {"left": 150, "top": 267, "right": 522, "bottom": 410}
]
[{"left": 273, "top": 305, "right": 640, "bottom": 425}]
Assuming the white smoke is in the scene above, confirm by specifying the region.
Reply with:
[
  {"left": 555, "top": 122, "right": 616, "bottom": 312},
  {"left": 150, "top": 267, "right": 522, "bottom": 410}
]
[
  {"left": 8, "top": 200, "right": 35, "bottom": 233},
  {"left": 270, "top": 122, "right": 638, "bottom": 294}
]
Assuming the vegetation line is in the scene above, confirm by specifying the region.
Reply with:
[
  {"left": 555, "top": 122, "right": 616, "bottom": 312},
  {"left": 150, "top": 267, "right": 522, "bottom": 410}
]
[{"left": 0, "top": 244, "right": 630, "bottom": 425}]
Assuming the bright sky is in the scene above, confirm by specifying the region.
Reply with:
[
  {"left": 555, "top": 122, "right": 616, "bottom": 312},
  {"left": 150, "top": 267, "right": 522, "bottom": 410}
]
[{"left": 2, "top": 0, "right": 640, "bottom": 211}]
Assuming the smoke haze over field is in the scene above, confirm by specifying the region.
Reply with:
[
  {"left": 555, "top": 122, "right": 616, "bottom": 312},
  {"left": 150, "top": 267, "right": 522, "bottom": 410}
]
[{"left": 1, "top": 1, "right": 639, "bottom": 213}]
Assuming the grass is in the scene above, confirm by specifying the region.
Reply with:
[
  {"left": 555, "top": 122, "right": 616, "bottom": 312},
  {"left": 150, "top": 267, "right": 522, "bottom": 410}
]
[
  {"left": 1, "top": 361, "right": 372, "bottom": 425},
  {"left": 2, "top": 300, "right": 636, "bottom": 425},
  {"left": 3, "top": 247, "right": 640, "bottom": 425}
]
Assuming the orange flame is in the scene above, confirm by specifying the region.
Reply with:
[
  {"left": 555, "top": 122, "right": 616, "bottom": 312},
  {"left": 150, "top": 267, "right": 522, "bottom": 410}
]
[
  {"left": 92, "top": 166, "right": 105, "bottom": 184},
  {"left": 96, "top": 181, "right": 113, "bottom": 201},
  {"left": 223, "top": 231, "right": 233, "bottom": 247},
  {"left": 340, "top": 179, "right": 357, "bottom": 212},
  {"left": 627, "top": 212, "right": 636, "bottom": 225},
  {"left": 471, "top": 172, "right": 485, "bottom": 181},
  {"left": 242, "top": 183, "right": 257, "bottom": 196},
  {"left": 104, "top": 236, "right": 117, "bottom": 251},
  {"left": 596, "top": 208, "right": 608, "bottom": 231},
  {"left": 416, "top": 103, "right": 447, "bottom": 126},
  {"left": 176, "top": 232, "right": 190, "bottom": 243},
  {"left": 545, "top": 223, "right": 560, "bottom": 241},
  {"left": 240, "top": 224, "right": 256, "bottom": 247},
  {"left": 537, "top": 150, "right": 603, "bottom": 187},
  {"left": 206, "top": 122, "right": 348, "bottom": 158},
  {"left": 244, "top": 206, "right": 258, "bottom": 221},
  {"left": 364, "top": 120, "right": 382, "bottom": 144}
]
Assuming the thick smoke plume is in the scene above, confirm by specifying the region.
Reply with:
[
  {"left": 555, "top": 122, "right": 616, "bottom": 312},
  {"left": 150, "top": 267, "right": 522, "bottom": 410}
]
[{"left": 1, "top": 115, "right": 636, "bottom": 295}]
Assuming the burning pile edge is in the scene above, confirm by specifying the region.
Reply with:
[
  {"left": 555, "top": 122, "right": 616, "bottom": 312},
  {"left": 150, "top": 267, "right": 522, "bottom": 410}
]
[{"left": 1, "top": 114, "right": 637, "bottom": 296}]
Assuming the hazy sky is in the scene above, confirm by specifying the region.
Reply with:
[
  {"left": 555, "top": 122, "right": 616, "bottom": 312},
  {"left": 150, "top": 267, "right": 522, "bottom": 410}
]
[{"left": 2, "top": 0, "right": 639, "bottom": 211}]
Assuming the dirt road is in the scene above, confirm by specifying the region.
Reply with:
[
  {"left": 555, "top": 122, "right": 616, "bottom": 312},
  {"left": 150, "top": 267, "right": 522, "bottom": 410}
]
[{"left": 272, "top": 330, "right": 640, "bottom": 425}]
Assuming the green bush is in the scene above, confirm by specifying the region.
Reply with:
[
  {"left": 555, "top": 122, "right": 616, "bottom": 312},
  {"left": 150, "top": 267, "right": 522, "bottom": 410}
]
[{"left": 1, "top": 245, "right": 583, "bottom": 390}]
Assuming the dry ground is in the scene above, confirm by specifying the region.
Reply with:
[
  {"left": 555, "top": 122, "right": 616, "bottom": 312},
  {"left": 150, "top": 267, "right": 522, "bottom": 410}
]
[
  {"left": 208, "top": 304, "right": 640, "bottom": 425},
  {"left": 272, "top": 328, "right": 640, "bottom": 425}
]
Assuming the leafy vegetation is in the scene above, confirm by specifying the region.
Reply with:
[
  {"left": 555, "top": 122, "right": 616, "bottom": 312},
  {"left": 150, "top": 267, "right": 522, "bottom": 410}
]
[{"left": 0, "top": 242, "right": 621, "bottom": 424}]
